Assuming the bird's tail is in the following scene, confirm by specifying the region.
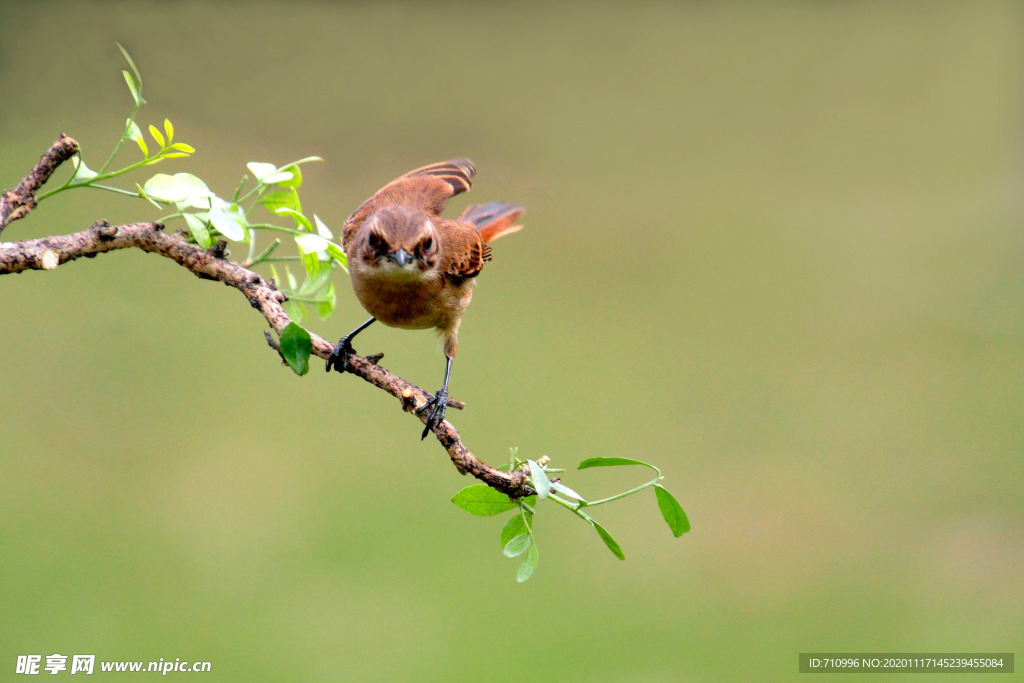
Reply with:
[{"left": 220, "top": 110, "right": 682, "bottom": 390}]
[{"left": 458, "top": 201, "right": 524, "bottom": 243}]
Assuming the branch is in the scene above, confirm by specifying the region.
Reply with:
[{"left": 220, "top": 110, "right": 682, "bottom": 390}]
[
  {"left": 0, "top": 135, "right": 80, "bottom": 234},
  {"left": 0, "top": 142, "right": 534, "bottom": 499}
]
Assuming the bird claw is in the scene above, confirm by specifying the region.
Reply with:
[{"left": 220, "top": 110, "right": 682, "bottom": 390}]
[
  {"left": 416, "top": 386, "right": 449, "bottom": 439},
  {"left": 325, "top": 337, "right": 355, "bottom": 374}
]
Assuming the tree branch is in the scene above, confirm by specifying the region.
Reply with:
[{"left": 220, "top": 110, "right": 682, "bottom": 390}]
[
  {"left": 0, "top": 135, "right": 80, "bottom": 235},
  {"left": 0, "top": 140, "right": 534, "bottom": 499}
]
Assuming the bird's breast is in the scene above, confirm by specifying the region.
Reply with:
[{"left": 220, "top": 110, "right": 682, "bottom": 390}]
[{"left": 350, "top": 266, "right": 472, "bottom": 331}]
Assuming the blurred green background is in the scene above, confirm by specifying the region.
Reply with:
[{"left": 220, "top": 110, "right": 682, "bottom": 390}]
[{"left": 2, "top": 1, "right": 1022, "bottom": 680}]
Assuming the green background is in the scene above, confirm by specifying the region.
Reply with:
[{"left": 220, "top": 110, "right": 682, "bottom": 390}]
[{"left": 2, "top": 2, "right": 1022, "bottom": 680}]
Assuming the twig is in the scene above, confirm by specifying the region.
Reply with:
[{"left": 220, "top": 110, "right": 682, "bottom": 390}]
[
  {"left": 0, "top": 141, "right": 532, "bottom": 498},
  {"left": 0, "top": 135, "right": 80, "bottom": 234}
]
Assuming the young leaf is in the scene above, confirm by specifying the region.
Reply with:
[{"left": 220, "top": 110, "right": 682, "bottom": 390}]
[
  {"left": 143, "top": 172, "right": 213, "bottom": 206},
  {"left": 451, "top": 484, "right": 518, "bottom": 516},
  {"left": 294, "top": 233, "right": 330, "bottom": 259},
  {"left": 278, "top": 322, "right": 312, "bottom": 376},
  {"left": 170, "top": 142, "right": 195, "bottom": 154},
  {"left": 259, "top": 189, "right": 300, "bottom": 215},
  {"left": 182, "top": 213, "right": 213, "bottom": 248},
  {"left": 135, "top": 182, "right": 161, "bottom": 209},
  {"left": 549, "top": 481, "right": 587, "bottom": 504},
  {"left": 276, "top": 207, "right": 313, "bottom": 232},
  {"left": 163, "top": 118, "right": 174, "bottom": 144},
  {"left": 283, "top": 299, "right": 306, "bottom": 324},
  {"left": 503, "top": 533, "right": 531, "bottom": 558},
  {"left": 325, "top": 242, "right": 348, "bottom": 270},
  {"left": 284, "top": 155, "right": 324, "bottom": 167},
  {"left": 527, "top": 460, "right": 550, "bottom": 499},
  {"left": 148, "top": 124, "right": 165, "bottom": 149},
  {"left": 592, "top": 520, "right": 626, "bottom": 560},
  {"left": 517, "top": 540, "right": 539, "bottom": 583},
  {"left": 247, "top": 161, "right": 278, "bottom": 183},
  {"left": 122, "top": 70, "right": 140, "bottom": 105},
  {"left": 247, "top": 161, "right": 294, "bottom": 185},
  {"left": 314, "top": 214, "right": 333, "bottom": 239},
  {"left": 578, "top": 456, "right": 658, "bottom": 471},
  {"left": 500, "top": 510, "right": 532, "bottom": 547},
  {"left": 275, "top": 164, "right": 302, "bottom": 189},
  {"left": 208, "top": 204, "right": 248, "bottom": 241},
  {"left": 313, "top": 282, "right": 336, "bottom": 319},
  {"left": 654, "top": 484, "right": 690, "bottom": 537},
  {"left": 116, "top": 42, "right": 143, "bottom": 91},
  {"left": 127, "top": 120, "right": 148, "bottom": 158},
  {"left": 70, "top": 157, "right": 98, "bottom": 183}
]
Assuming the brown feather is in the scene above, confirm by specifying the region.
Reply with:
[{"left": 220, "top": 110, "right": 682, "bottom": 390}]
[{"left": 342, "top": 159, "right": 476, "bottom": 253}]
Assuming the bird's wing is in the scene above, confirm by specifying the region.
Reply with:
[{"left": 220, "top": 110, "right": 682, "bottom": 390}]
[
  {"left": 440, "top": 220, "right": 492, "bottom": 282},
  {"left": 342, "top": 159, "right": 476, "bottom": 249}
]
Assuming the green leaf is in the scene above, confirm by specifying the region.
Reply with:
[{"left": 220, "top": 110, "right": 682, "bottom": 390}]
[
  {"left": 247, "top": 161, "right": 278, "bottom": 183},
  {"left": 127, "top": 120, "right": 148, "bottom": 158},
  {"left": 451, "top": 484, "right": 518, "bottom": 516},
  {"left": 135, "top": 182, "right": 161, "bottom": 209},
  {"left": 116, "top": 42, "right": 143, "bottom": 90},
  {"left": 313, "top": 282, "right": 336, "bottom": 319},
  {"left": 160, "top": 153, "right": 190, "bottom": 159},
  {"left": 182, "top": 213, "right": 213, "bottom": 248},
  {"left": 516, "top": 541, "right": 539, "bottom": 583},
  {"left": 259, "top": 188, "right": 300, "bottom": 215},
  {"left": 208, "top": 203, "right": 248, "bottom": 241},
  {"left": 527, "top": 460, "right": 550, "bottom": 499},
  {"left": 279, "top": 322, "right": 312, "bottom": 376},
  {"left": 325, "top": 242, "right": 347, "bottom": 270},
  {"left": 294, "top": 233, "right": 330, "bottom": 258},
  {"left": 500, "top": 511, "right": 532, "bottom": 547},
  {"left": 70, "top": 157, "right": 98, "bottom": 183},
  {"left": 275, "top": 164, "right": 302, "bottom": 188},
  {"left": 314, "top": 214, "right": 333, "bottom": 239},
  {"left": 148, "top": 124, "right": 165, "bottom": 148},
  {"left": 578, "top": 456, "right": 658, "bottom": 471},
  {"left": 122, "top": 70, "right": 140, "bottom": 105},
  {"left": 283, "top": 299, "right": 306, "bottom": 323},
  {"left": 276, "top": 207, "right": 313, "bottom": 232},
  {"left": 654, "top": 485, "right": 690, "bottom": 537},
  {"left": 143, "top": 173, "right": 213, "bottom": 207},
  {"left": 549, "top": 481, "right": 587, "bottom": 504},
  {"left": 163, "top": 118, "right": 174, "bottom": 144},
  {"left": 170, "top": 142, "right": 195, "bottom": 154},
  {"left": 592, "top": 520, "right": 625, "bottom": 560},
  {"left": 503, "top": 533, "right": 531, "bottom": 558},
  {"left": 247, "top": 161, "right": 294, "bottom": 185},
  {"left": 285, "top": 155, "right": 324, "bottom": 167}
]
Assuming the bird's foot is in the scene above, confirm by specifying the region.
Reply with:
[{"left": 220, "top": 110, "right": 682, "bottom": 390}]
[
  {"left": 325, "top": 336, "right": 356, "bottom": 374},
  {"left": 416, "top": 386, "right": 449, "bottom": 439}
]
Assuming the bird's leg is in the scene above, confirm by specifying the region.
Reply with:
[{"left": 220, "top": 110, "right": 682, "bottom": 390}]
[
  {"left": 325, "top": 317, "right": 376, "bottom": 374},
  {"left": 417, "top": 355, "right": 452, "bottom": 439}
]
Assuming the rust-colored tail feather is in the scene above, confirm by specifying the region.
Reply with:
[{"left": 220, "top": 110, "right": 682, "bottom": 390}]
[{"left": 459, "top": 201, "right": 524, "bottom": 243}]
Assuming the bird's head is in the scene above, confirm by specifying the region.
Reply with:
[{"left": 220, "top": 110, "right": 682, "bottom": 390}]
[{"left": 361, "top": 206, "right": 441, "bottom": 276}]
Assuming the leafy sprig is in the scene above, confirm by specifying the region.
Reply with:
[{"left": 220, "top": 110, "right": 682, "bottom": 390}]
[
  {"left": 35, "top": 44, "right": 346, "bottom": 327},
  {"left": 452, "top": 449, "right": 690, "bottom": 582}
]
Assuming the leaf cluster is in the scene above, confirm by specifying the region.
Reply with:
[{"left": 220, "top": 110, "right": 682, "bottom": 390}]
[
  {"left": 37, "top": 44, "right": 346, "bottom": 325},
  {"left": 452, "top": 450, "right": 690, "bottom": 582}
]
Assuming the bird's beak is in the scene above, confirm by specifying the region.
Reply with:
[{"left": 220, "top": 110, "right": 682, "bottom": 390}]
[{"left": 388, "top": 248, "right": 413, "bottom": 267}]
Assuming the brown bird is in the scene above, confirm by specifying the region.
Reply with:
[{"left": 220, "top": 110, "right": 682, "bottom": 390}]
[{"left": 326, "top": 158, "right": 524, "bottom": 438}]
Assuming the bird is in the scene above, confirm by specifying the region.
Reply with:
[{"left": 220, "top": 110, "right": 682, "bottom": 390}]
[{"left": 326, "top": 158, "right": 524, "bottom": 439}]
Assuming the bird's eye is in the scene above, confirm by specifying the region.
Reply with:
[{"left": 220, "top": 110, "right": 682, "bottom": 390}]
[
  {"left": 421, "top": 236, "right": 433, "bottom": 251},
  {"left": 368, "top": 231, "right": 387, "bottom": 254}
]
